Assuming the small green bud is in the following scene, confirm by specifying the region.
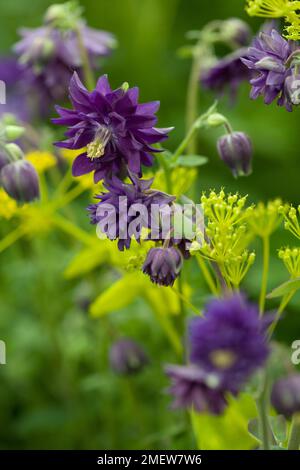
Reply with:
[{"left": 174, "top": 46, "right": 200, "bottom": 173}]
[
  {"left": 207, "top": 113, "right": 228, "bottom": 128},
  {"left": 4, "top": 125, "right": 25, "bottom": 141},
  {"left": 5, "top": 143, "right": 25, "bottom": 161}
]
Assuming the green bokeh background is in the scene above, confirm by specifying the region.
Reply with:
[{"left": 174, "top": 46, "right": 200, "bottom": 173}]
[{"left": 0, "top": 0, "right": 299, "bottom": 450}]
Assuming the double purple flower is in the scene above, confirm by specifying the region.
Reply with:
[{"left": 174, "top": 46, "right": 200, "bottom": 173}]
[
  {"left": 53, "top": 73, "right": 173, "bottom": 182},
  {"left": 166, "top": 295, "right": 270, "bottom": 415}
]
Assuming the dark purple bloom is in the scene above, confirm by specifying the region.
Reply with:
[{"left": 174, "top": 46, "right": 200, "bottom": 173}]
[
  {"left": 109, "top": 338, "right": 148, "bottom": 375},
  {"left": 88, "top": 173, "right": 174, "bottom": 251},
  {"left": 189, "top": 295, "right": 269, "bottom": 393},
  {"left": 14, "top": 24, "right": 116, "bottom": 107},
  {"left": 0, "top": 160, "right": 40, "bottom": 202},
  {"left": 201, "top": 48, "right": 251, "bottom": 101},
  {"left": 271, "top": 375, "right": 300, "bottom": 418},
  {"left": 142, "top": 246, "right": 183, "bottom": 286},
  {"left": 217, "top": 131, "right": 253, "bottom": 177},
  {"left": 242, "top": 29, "right": 298, "bottom": 111},
  {"left": 165, "top": 365, "right": 227, "bottom": 415},
  {"left": 53, "top": 73, "right": 173, "bottom": 182}
]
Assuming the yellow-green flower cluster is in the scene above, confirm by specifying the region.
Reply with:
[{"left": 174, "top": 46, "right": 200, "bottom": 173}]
[
  {"left": 278, "top": 247, "right": 300, "bottom": 277},
  {"left": 246, "top": 0, "right": 300, "bottom": 40},
  {"left": 279, "top": 204, "right": 300, "bottom": 239},
  {"left": 248, "top": 199, "right": 282, "bottom": 238},
  {"left": 197, "top": 190, "right": 255, "bottom": 287}
]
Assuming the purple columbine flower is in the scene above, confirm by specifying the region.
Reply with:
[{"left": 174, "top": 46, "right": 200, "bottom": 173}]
[
  {"left": 53, "top": 73, "right": 173, "bottom": 182},
  {"left": 241, "top": 29, "right": 298, "bottom": 111},
  {"left": 165, "top": 365, "right": 227, "bottom": 415},
  {"left": 271, "top": 375, "right": 300, "bottom": 418},
  {"left": 142, "top": 246, "right": 183, "bottom": 287},
  {"left": 189, "top": 295, "right": 269, "bottom": 393},
  {"left": 14, "top": 23, "right": 116, "bottom": 107},
  {"left": 201, "top": 48, "right": 252, "bottom": 101},
  {"left": 217, "top": 131, "right": 253, "bottom": 177},
  {"left": 88, "top": 173, "right": 175, "bottom": 251},
  {"left": 109, "top": 338, "right": 148, "bottom": 375},
  {"left": 0, "top": 57, "right": 30, "bottom": 122}
]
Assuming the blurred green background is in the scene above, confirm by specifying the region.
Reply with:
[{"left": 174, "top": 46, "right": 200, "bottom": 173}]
[{"left": 0, "top": 0, "right": 299, "bottom": 450}]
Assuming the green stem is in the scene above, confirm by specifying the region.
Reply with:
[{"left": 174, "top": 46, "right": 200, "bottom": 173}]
[
  {"left": 268, "top": 290, "right": 295, "bottom": 339},
  {"left": 159, "top": 153, "right": 172, "bottom": 194},
  {"left": 0, "top": 226, "right": 27, "bottom": 253},
  {"left": 288, "top": 413, "right": 300, "bottom": 450},
  {"left": 196, "top": 255, "right": 219, "bottom": 296},
  {"left": 52, "top": 214, "right": 94, "bottom": 245},
  {"left": 76, "top": 26, "right": 96, "bottom": 90},
  {"left": 171, "top": 286, "right": 201, "bottom": 316},
  {"left": 186, "top": 40, "right": 205, "bottom": 154},
  {"left": 52, "top": 184, "right": 86, "bottom": 210},
  {"left": 173, "top": 101, "right": 217, "bottom": 162},
  {"left": 259, "top": 235, "right": 270, "bottom": 315},
  {"left": 256, "top": 375, "right": 272, "bottom": 450}
]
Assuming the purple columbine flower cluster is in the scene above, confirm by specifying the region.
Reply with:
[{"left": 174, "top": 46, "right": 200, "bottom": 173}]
[
  {"left": 166, "top": 295, "right": 269, "bottom": 415},
  {"left": 242, "top": 29, "right": 300, "bottom": 111},
  {"left": 54, "top": 72, "right": 183, "bottom": 286}
]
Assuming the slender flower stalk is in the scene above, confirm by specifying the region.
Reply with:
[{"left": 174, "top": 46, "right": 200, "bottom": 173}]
[
  {"left": 259, "top": 235, "right": 270, "bottom": 314},
  {"left": 288, "top": 414, "right": 300, "bottom": 450}
]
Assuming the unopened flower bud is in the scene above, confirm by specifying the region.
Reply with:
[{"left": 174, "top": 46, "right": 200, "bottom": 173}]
[
  {"left": 109, "top": 339, "right": 148, "bottom": 375},
  {"left": 217, "top": 131, "right": 253, "bottom": 178},
  {"left": 207, "top": 113, "right": 228, "bottom": 128},
  {"left": 285, "top": 74, "right": 300, "bottom": 105},
  {"left": 222, "top": 18, "right": 251, "bottom": 47},
  {"left": 142, "top": 247, "right": 183, "bottom": 287},
  {"left": 271, "top": 374, "right": 300, "bottom": 418},
  {"left": 5, "top": 143, "right": 25, "bottom": 161},
  {"left": 0, "top": 160, "right": 40, "bottom": 202},
  {"left": 4, "top": 125, "right": 25, "bottom": 141}
]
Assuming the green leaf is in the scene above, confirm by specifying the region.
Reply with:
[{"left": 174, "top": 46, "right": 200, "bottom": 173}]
[
  {"left": 267, "top": 277, "right": 300, "bottom": 299},
  {"left": 172, "top": 155, "right": 208, "bottom": 168},
  {"left": 89, "top": 272, "right": 145, "bottom": 317},
  {"left": 248, "top": 418, "right": 261, "bottom": 443},
  {"left": 64, "top": 242, "right": 111, "bottom": 279},
  {"left": 191, "top": 393, "right": 258, "bottom": 450}
]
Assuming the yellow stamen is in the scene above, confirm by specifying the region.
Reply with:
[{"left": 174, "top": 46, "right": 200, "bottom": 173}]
[
  {"left": 87, "top": 127, "right": 111, "bottom": 160},
  {"left": 210, "top": 349, "right": 237, "bottom": 369}
]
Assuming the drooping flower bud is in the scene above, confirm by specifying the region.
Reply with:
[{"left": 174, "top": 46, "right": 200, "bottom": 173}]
[
  {"left": 0, "top": 160, "right": 40, "bottom": 203},
  {"left": 222, "top": 18, "right": 252, "bottom": 47},
  {"left": 142, "top": 247, "right": 183, "bottom": 287},
  {"left": 271, "top": 374, "right": 300, "bottom": 418},
  {"left": 109, "top": 339, "right": 148, "bottom": 375},
  {"left": 285, "top": 74, "right": 300, "bottom": 105},
  {"left": 217, "top": 131, "right": 253, "bottom": 177}
]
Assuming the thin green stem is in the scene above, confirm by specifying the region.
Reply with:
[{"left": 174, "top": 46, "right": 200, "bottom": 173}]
[
  {"left": 186, "top": 41, "right": 205, "bottom": 154},
  {"left": 76, "top": 26, "right": 96, "bottom": 90},
  {"left": 52, "top": 184, "right": 86, "bottom": 210},
  {"left": 256, "top": 375, "right": 272, "bottom": 450},
  {"left": 52, "top": 213, "right": 94, "bottom": 245},
  {"left": 196, "top": 254, "right": 219, "bottom": 296},
  {"left": 288, "top": 413, "right": 300, "bottom": 450},
  {"left": 171, "top": 286, "right": 201, "bottom": 316},
  {"left": 268, "top": 290, "right": 295, "bottom": 339},
  {"left": 259, "top": 235, "right": 270, "bottom": 315},
  {"left": 0, "top": 226, "right": 27, "bottom": 253},
  {"left": 159, "top": 153, "right": 172, "bottom": 194}
]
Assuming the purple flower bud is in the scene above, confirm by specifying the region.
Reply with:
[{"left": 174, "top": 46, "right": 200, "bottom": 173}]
[
  {"left": 0, "top": 150, "right": 10, "bottom": 172},
  {"left": 271, "top": 375, "right": 300, "bottom": 418},
  {"left": 285, "top": 75, "right": 300, "bottom": 106},
  {"left": 142, "top": 247, "right": 183, "bottom": 287},
  {"left": 217, "top": 131, "right": 253, "bottom": 177},
  {"left": 109, "top": 339, "right": 148, "bottom": 375},
  {"left": 0, "top": 160, "right": 40, "bottom": 202}
]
